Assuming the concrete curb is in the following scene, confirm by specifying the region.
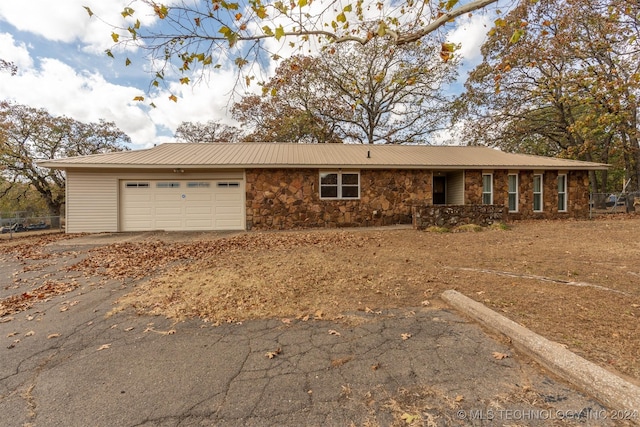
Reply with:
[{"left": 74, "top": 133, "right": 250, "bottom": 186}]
[{"left": 441, "top": 289, "right": 640, "bottom": 415}]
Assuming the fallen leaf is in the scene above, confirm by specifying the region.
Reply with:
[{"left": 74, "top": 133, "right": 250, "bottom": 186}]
[
  {"left": 331, "top": 357, "right": 352, "bottom": 367},
  {"left": 328, "top": 329, "right": 341, "bottom": 336},
  {"left": 47, "top": 333, "right": 61, "bottom": 339},
  {"left": 455, "top": 394, "right": 464, "bottom": 402},
  {"left": 401, "top": 412, "right": 420, "bottom": 424},
  {"left": 492, "top": 351, "right": 509, "bottom": 360},
  {"left": 265, "top": 347, "right": 281, "bottom": 359},
  {"left": 25, "top": 330, "right": 35, "bottom": 337},
  {"left": 401, "top": 333, "right": 412, "bottom": 340},
  {"left": 98, "top": 344, "right": 111, "bottom": 350}
]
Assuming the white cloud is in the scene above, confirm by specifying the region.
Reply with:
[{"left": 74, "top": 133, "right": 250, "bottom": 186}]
[
  {"left": 0, "top": 33, "right": 32, "bottom": 70},
  {"left": 148, "top": 68, "right": 243, "bottom": 132},
  {"left": 447, "top": 13, "right": 493, "bottom": 65},
  {"left": 0, "top": 35, "right": 156, "bottom": 147},
  {"left": 0, "top": 0, "right": 163, "bottom": 54}
]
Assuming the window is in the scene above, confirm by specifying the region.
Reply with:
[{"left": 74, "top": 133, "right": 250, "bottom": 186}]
[
  {"left": 187, "top": 182, "right": 211, "bottom": 188},
  {"left": 558, "top": 174, "right": 567, "bottom": 212},
  {"left": 320, "top": 171, "right": 360, "bottom": 199},
  {"left": 508, "top": 174, "right": 518, "bottom": 212},
  {"left": 125, "top": 182, "right": 149, "bottom": 188},
  {"left": 156, "top": 182, "right": 180, "bottom": 188},
  {"left": 533, "top": 174, "right": 543, "bottom": 212},
  {"left": 217, "top": 182, "right": 240, "bottom": 188},
  {"left": 482, "top": 174, "right": 493, "bottom": 205}
]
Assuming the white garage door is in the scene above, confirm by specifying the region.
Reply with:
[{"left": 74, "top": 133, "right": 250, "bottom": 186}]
[{"left": 120, "top": 180, "right": 244, "bottom": 231}]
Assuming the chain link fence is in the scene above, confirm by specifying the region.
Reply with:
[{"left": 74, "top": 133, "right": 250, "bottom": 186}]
[
  {"left": 590, "top": 192, "right": 639, "bottom": 217},
  {"left": 0, "top": 212, "right": 62, "bottom": 238}
]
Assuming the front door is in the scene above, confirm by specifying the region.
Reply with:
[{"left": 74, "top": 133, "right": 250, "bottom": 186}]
[{"left": 433, "top": 176, "right": 446, "bottom": 205}]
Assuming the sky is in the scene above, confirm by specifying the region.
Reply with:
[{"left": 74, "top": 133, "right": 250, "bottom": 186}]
[{"left": 0, "top": 1, "right": 494, "bottom": 150}]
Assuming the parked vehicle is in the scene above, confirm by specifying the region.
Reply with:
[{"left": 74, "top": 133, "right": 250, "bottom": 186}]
[
  {"left": 26, "top": 222, "right": 50, "bottom": 231},
  {"left": 1, "top": 223, "right": 26, "bottom": 233}
]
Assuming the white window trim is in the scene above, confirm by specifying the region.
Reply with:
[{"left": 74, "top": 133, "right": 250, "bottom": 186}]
[
  {"left": 558, "top": 174, "right": 568, "bottom": 212},
  {"left": 508, "top": 174, "right": 519, "bottom": 212},
  {"left": 533, "top": 174, "right": 543, "bottom": 212},
  {"left": 482, "top": 173, "right": 493, "bottom": 205},
  {"left": 319, "top": 171, "right": 360, "bottom": 200}
]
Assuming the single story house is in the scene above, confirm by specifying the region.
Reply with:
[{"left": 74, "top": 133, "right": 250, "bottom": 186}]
[{"left": 39, "top": 143, "right": 608, "bottom": 233}]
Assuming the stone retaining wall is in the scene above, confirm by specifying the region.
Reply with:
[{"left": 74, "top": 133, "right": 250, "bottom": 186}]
[{"left": 412, "top": 205, "right": 507, "bottom": 230}]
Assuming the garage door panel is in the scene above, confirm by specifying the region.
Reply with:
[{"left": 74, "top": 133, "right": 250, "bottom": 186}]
[
  {"left": 155, "top": 206, "right": 182, "bottom": 215},
  {"left": 155, "top": 220, "right": 184, "bottom": 229},
  {"left": 121, "top": 180, "right": 244, "bottom": 231},
  {"left": 185, "top": 219, "right": 214, "bottom": 228},
  {"left": 216, "top": 206, "right": 243, "bottom": 215},
  {"left": 154, "top": 194, "right": 183, "bottom": 202},
  {"left": 215, "top": 219, "right": 244, "bottom": 229},
  {"left": 126, "top": 220, "right": 154, "bottom": 229},
  {"left": 215, "top": 193, "right": 242, "bottom": 202},
  {"left": 186, "top": 193, "right": 213, "bottom": 201},
  {"left": 125, "top": 205, "right": 153, "bottom": 214},
  {"left": 124, "top": 193, "right": 152, "bottom": 202},
  {"left": 185, "top": 206, "right": 213, "bottom": 215}
]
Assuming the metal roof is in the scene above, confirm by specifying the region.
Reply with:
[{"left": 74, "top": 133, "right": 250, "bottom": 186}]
[{"left": 39, "top": 143, "right": 609, "bottom": 170}]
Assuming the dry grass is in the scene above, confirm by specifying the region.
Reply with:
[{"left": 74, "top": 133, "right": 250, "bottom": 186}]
[{"left": 104, "top": 217, "right": 640, "bottom": 381}]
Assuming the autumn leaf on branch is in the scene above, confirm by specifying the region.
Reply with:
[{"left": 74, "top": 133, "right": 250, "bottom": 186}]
[{"left": 90, "top": 0, "right": 502, "bottom": 98}]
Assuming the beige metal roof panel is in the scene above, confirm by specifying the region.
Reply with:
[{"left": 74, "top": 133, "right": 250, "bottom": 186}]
[{"left": 39, "top": 143, "right": 609, "bottom": 170}]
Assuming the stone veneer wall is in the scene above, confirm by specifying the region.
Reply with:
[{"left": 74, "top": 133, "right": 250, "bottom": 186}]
[
  {"left": 412, "top": 205, "right": 506, "bottom": 229},
  {"left": 245, "top": 168, "right": 592, "bottom": 230},
  {"left": 245, "top": 168, "right": 432, "bottom": 230},
  {"left": 465, "top": 170, "right": 591, "bottom": 219}
]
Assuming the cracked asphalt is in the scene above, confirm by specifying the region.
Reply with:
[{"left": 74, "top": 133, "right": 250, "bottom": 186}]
[{"left": 0, "top": 234, "right": 617, "bottom": 426}]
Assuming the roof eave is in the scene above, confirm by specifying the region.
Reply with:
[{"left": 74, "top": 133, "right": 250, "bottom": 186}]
[{"left": 39, "top": 162, "right": 610, "bottom": 171}]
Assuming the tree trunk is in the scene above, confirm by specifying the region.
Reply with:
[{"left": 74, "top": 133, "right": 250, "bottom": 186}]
[{"left": 46, "top": 201, "right": 62, "bottom": 229}]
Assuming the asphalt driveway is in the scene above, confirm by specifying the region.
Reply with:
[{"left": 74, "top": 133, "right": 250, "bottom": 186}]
[{"left": 0, "top": 233, "right": 618, "bottom": 426}]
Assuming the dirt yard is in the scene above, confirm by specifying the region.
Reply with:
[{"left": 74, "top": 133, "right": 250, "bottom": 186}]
[{"left": 2, "top": 216, "right": 640, "bottom": 385}]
